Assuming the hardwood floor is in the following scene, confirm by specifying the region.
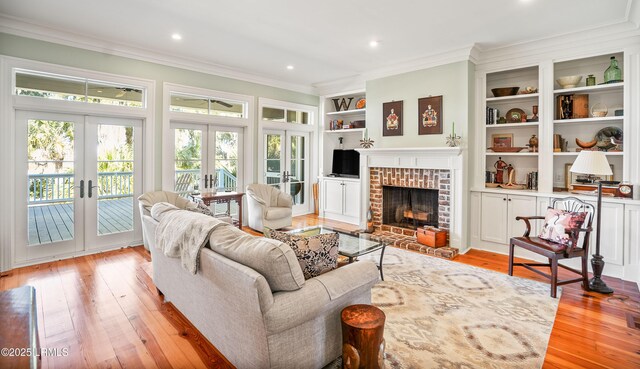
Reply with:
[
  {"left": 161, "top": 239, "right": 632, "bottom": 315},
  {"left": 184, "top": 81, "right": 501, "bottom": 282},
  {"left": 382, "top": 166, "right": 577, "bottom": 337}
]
[{"left": 1, "top": 214, "right": 638, "bottom": 368}]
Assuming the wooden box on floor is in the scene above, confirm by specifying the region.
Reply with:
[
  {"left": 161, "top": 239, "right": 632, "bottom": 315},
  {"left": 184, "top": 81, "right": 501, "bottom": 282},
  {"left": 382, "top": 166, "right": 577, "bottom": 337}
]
[{"left": 416, "top": 227, "right": 447, "bottom": 248}]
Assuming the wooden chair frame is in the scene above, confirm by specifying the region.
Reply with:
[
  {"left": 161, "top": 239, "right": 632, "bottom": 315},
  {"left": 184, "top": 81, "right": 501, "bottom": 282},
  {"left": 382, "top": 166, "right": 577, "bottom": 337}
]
[{"left": 508, "top": 197, "right": 594, "bottom": 298}]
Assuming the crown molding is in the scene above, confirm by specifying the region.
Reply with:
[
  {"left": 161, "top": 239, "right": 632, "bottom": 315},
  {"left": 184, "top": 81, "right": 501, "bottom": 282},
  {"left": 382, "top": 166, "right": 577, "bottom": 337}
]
[
  {"left": 630, "top": 0, "right": 640, "bottom": 27},
  {"left": 0, "top": 15, "right": 316, "bottom": 96},
  {"left": 476, "top": 20, "right": 640, "bottom": 70},
  {"left": 314, "top": 44, "right": 479, "bottom": 96}
]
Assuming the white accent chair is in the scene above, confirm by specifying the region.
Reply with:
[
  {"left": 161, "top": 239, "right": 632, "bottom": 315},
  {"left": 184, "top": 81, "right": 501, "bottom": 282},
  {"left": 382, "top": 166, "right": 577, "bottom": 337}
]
[
  {"left": 246, "top": 184, "right": 293, "bottom": 232},
  {"left": 138, "top": 191, "right": 194, "bottom": 250}
]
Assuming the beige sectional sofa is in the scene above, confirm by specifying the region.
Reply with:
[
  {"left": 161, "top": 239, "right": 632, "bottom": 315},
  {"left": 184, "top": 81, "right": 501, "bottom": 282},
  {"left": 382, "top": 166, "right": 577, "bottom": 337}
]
[{"left": 139, "top": 194, "right": 380, "bottom": 369}]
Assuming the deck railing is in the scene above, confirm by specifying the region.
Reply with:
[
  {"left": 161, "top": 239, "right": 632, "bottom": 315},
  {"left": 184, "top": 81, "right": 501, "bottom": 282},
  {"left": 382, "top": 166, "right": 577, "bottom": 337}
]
[
  {"left": 29, "top": 167, "right": 238, "bottom": 203},
  {"left": 28, "top": 172, "right": 134, "bottom": 204},
  {"left": 175, "top": 168, "right": 237, "bottom": 195}
]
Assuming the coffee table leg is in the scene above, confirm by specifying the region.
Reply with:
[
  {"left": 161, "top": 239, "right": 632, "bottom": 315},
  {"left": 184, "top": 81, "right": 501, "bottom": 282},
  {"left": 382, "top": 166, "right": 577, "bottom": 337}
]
[{"left": 378, "top": 245, "right": 386, "bottom": 281}]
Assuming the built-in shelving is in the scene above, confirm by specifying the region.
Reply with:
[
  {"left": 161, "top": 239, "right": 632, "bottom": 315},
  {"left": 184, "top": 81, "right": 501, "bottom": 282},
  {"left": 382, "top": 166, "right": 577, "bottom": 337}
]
[
  {"left": 483, "top": 65, "right": 540, "bottom": 190},
  {"left": 551, "top": 51, "right": 626, "bottom": 191},
  {"left": 552, "top": 82, "right": 624, "bottom": 95},
  {"left": 553, "top": 151, "right": 623, "bottom": 156},
  {"left": 485, "top": 152, "right": 539, "bottom": 157},
  {"left": 326, "top": 108, "right": 365, "bottom": 116},
  {"left": 486, "top": 122, "right": 539, "bottom": 129},
  {"left": 323, "top": 128, "right": 366, "bottom": 134},
  {"left": 485, "top": 93, "right": 539, "bottom": 102},
  {"left": 553, "top": 116, "right": 623, "bottom": 124}
]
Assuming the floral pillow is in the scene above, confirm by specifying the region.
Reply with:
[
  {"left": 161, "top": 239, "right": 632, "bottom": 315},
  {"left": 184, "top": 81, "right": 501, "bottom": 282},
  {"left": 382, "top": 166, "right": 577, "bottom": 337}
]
[
  {"left": 538, "top": 208, "right": 587, "bottom": 246},
  {"left": 265, "top": 229, "right": 339, "bottom": 279}
]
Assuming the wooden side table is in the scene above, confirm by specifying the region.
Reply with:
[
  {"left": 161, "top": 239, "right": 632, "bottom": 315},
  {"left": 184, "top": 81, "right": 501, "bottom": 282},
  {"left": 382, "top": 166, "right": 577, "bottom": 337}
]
[
  {"left": 341, "top": 304, "right": 386, "bottom": 369},
  {"left": 194, "top": 192, "right": 245, "bottom": 229}
]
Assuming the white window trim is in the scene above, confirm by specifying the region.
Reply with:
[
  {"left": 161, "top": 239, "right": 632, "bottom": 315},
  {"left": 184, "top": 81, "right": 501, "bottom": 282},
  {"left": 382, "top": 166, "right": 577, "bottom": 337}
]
[
  {"left": 0, "top": 56, "right": 156, "bottom": 271},
  {"left": 162, "top": 83, "right": 254, "bottom": 197}
]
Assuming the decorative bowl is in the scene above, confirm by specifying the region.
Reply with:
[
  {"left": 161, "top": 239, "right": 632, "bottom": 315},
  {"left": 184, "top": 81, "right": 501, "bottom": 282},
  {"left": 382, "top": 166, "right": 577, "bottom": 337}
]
[
  {"left": 591, "top": 103, "right": 608, "bottom": 117},
  {"left": 491, "top": 87, "right": 519, "bottom": 97},
  {"left": 487, "top": 146, "right": 527, "bottom": 153},
  {"left": 556, "top": 75, "right": 582, "bottom": 89}
]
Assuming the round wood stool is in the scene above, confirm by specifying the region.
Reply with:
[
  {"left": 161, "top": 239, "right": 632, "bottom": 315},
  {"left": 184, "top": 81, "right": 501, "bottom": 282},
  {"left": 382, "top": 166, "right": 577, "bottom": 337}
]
[{"left": 341, "top": 304, "right": 386, "bottom": 369}]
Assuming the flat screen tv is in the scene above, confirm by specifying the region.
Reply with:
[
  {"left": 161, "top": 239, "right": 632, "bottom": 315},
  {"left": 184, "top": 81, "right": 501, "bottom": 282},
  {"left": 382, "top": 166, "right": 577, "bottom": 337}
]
[{"left": 332, "top": 149, "right": 360, "bottom": 178}]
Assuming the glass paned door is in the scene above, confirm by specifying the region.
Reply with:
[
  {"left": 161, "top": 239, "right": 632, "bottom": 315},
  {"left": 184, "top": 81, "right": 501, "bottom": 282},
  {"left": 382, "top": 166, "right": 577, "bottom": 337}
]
[
  {"left": 84, "top": 117, "right": 143, "bottom": 249},
  {"left": 264, "top": 131, "right": 284, "bottom": 189},
  {"left": 262, "top": 130, "right": 310, "bottom": 215},
  {"left": 15, "top": 111, "right": 143, "bottom": 263},
  {"left": 18, "top": 112, "right": 83, "bottom": 260},
  {"left": 214, "top": 131, "right": 239, "bottom": 192},
  {"left": 174, "top": 127, "right": 203, "bottom": 195},
  {"left": 170, "top": 124, "right": 243, "bottom": 220},
  {"left": 289, "top": 132, "right": 307, "bottom": 209}
]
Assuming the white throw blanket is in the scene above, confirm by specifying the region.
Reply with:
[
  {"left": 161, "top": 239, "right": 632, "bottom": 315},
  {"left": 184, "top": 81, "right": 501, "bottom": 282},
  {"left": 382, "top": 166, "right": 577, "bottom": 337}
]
[{"left": 151, "top": 202, "right": 230, "bottom": 274}]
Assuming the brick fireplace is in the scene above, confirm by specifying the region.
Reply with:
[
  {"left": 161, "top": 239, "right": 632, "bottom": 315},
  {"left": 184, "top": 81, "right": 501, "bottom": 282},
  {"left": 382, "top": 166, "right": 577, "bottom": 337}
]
[
  {"left": 370, "top": 168, "right": 450, "bottom": 232},
  {"left": 356, "top": 147, "right": 466, "bottom": 253}
]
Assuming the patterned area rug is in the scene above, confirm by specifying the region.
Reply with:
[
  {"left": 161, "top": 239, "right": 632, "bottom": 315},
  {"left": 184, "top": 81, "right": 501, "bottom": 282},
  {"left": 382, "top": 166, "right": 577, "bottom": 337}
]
[{"left": 356, "top": 247, "right": 560, "bottom": 369}]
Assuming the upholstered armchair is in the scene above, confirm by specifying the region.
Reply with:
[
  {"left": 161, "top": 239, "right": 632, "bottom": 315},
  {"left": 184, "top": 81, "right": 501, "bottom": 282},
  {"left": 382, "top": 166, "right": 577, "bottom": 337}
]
[
  {"left": 246, "top": 183, "right": 293, "bottom": 232},
  {"left": 138, "top": 191, "right": 195, "bottom": 250}
]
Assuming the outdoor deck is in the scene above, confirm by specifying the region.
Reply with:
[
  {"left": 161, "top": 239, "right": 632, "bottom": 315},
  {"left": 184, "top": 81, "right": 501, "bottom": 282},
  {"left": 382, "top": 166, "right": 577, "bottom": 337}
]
[{"left": 28, "top": 197, "right": 133, "bottom": 245}]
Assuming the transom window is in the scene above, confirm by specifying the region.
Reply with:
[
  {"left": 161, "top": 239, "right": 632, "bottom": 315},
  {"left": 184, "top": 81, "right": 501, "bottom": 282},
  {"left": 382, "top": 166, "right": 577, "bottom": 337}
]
[
  {"left": 170, "top": 93, "right": 246, "bottom": 118},
  {"left": 262, "top": 106, "right": 309, "bottom": 124},
  {"left": 14, "top": 69, "right": 145, "bottom": 108}
]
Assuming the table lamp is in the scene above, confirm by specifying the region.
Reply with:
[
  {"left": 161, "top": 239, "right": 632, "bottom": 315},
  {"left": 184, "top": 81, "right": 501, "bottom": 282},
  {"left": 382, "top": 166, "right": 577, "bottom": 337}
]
[{"left": 570, "top": 151, "right": 614, "bottom": 294}]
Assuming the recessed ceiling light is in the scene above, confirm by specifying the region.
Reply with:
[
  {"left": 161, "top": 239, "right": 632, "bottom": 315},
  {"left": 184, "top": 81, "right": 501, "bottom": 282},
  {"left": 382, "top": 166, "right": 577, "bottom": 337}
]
[
  {"left": 369, "top": 40, "right": 379, "bottom": 48},
  {"left": 286, "top": 65, "right": 294, "bottom": 70},
  {"left": 171, "top": 33, "right": 182, "bottom": 41}
]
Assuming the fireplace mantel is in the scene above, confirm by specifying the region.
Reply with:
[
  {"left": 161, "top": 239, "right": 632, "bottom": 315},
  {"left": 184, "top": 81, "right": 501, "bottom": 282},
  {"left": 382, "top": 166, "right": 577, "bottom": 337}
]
[
  {"left": 356, "top": 146, "right": 467, "bottom": 251},
  {"left": 356, "top": 147, "right": 463, "bottom": 170}
]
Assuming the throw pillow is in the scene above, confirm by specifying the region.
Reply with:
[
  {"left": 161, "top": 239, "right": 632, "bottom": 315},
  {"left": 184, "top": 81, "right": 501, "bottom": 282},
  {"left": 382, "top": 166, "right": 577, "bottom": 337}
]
[
  {"left": 187, "top": 201, "right": 215, "bottom": 217},
  {"left": 265, "top": 229, "right": 339, "bottom": 279},
  {"left": 538, "top": 207, "right": 587, "bottom": 246}
]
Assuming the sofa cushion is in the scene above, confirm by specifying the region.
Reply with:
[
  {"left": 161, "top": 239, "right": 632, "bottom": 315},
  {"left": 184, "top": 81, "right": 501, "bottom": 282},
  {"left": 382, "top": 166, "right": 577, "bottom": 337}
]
[
  {"left": 265, "top": 229, "right": 339, "bottom": 280},
  {"left": 265, "top": 207, "right": 292, "bottom": 220},
  {"left": 208, "top": 225, "right": 305, "bottom": 292}
]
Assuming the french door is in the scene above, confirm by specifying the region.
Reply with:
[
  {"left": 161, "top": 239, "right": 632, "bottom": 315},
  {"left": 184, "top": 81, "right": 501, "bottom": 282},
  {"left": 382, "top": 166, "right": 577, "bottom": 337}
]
[
  {"left": 171, "top": 123, "right": 243, "bottom": 195},
  {"left": 263, "top": 130, "right": 310, "bottom": 215},
  {"left": 15, "top": 111, "right": 142, "bottom": 262}
]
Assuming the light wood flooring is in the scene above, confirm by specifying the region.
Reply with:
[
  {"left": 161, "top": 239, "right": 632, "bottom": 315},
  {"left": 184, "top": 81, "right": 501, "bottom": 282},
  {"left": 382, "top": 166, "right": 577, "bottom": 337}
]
[{"left": 1, "top": 214, "right": 639, "bottom": 368}]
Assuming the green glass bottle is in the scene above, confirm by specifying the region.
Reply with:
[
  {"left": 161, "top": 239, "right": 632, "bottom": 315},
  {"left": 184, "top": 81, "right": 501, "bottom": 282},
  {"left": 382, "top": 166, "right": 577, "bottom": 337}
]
[{"left": 604, "top": 56, "right": 622, "bottom": 83}]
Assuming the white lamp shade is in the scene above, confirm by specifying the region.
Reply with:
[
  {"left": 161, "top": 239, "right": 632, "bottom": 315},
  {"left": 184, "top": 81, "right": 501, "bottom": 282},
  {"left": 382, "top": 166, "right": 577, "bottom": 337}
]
[{"left": 570, "top": 151, "right": 612, "bottom": 176}]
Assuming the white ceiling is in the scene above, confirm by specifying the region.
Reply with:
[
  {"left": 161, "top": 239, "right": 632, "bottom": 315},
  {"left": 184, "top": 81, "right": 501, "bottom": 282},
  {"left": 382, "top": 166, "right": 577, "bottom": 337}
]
[{"left": 0, "top": 0, "right": 637, "bottom": 90}]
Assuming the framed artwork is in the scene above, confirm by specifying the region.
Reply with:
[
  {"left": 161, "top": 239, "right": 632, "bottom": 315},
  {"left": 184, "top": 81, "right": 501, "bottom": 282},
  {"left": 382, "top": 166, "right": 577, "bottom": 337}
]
[
  {"left": 491, "top": 133, "right": 513, "bottom": 148},
  {"left": 383, "top": 101, "right": 403, "bottom": 136},
  {"left": 565, "top": 163, "right": 614, "bottom": 190},
  {"left": 418, "top": 95, "right": 443, "bottom": 135}
]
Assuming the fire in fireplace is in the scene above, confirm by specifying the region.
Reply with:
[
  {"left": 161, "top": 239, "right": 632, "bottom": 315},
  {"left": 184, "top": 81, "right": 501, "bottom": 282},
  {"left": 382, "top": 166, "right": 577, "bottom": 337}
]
[{"left": 382, "top": 186, "right": 438, "bottom": 229}]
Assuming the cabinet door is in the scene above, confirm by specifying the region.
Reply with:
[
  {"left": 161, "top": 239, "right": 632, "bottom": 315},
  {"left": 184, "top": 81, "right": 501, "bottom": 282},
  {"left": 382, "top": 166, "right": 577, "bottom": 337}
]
[
  {"left": 343, "top": 181, "right": 360, "bottom": 219},
  {"left": 624, "top": 205, "right": 640, "bottom": 283},
  {"left": 322, "top": 179, "right": 343, "bottom": 214},
  {"left": 508, "top": 195, "right": 538, "bottom": 239},
  {"left": 587, "top": 201, "right": 624, "bottom": 266},
  {"left": 481, "top": 193, "right": 508, "bottom": 244}
]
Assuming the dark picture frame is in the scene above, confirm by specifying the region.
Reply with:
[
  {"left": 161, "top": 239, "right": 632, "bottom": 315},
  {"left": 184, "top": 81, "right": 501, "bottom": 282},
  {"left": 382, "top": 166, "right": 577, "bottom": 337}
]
[
  {"left": 382, "top": 101, "right": 403, "bottom": 136},
  {"left": 418, "top": 95, "right": 443, "bottom": 135}
]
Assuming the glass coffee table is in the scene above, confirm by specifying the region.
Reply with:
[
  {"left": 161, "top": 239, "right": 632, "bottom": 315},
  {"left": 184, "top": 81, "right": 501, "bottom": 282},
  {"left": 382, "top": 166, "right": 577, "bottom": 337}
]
[{"left": 287, "top": 226, "right": 387, "bottom": 280}]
